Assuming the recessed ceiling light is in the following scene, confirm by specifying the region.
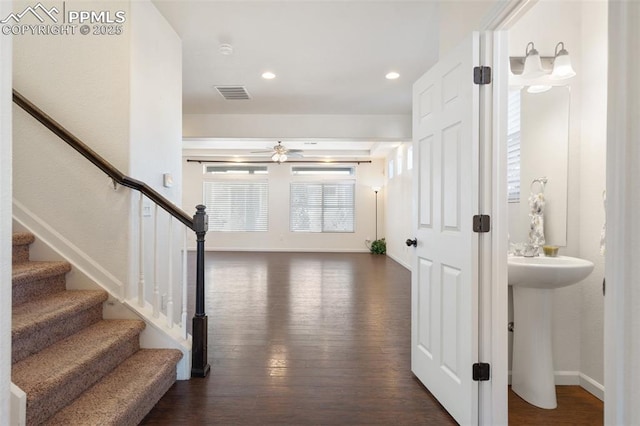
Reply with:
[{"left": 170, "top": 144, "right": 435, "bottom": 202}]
[
  {"left": 262, "top": 71, "right": 276, "bottom": 80},
  {"left": 219, "top": 44, "right": 234, "bottom": 56},
  {"left": 385, "top": 71, "right": 400, "bottom": 80}
]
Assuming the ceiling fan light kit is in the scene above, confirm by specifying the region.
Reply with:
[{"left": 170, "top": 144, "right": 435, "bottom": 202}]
[{"left": 251, "top": 141, "right": 303, "bottom": 163}]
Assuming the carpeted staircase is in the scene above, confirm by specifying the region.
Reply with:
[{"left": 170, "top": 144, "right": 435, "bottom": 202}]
[{"left": 11, "top": 232, "right": 183, "bottom": 425}]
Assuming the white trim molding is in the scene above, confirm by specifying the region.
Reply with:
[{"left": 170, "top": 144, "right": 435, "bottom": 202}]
[
  {"left": 1, "top": 0, "right": 12, "bottom": 419},
  {"left": 580, "top": 373, "right": 604, "bottom": 402},
  {"left": 605, "top": 1, "right": 640, "bottom": 424}
]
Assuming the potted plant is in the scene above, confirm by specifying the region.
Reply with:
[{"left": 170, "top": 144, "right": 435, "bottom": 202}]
[{"left": 370, "top": 238, "right": 386, "bottom": 255}]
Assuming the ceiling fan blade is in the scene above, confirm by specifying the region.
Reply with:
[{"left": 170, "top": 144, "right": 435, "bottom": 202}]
[
  {"left": 287, "top": 152, "right": 304, "bottom": 158},
  {"left": 250, "top": 150, "right": 275, "bottom": 154},
  {"left": 286, "top": 149, "right": 304, "bottom": 153}
]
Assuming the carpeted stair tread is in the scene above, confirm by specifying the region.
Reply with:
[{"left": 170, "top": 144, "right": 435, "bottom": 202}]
[
  {"left": 12, "top": 261, "right": 70, "bottom": 307},
  {"left": 12, "top": 290, "right": 107, "bottom": 363},
  {"left": 46, "top": 349, "right": 183, "bottom": 426},
  {"left": 12, "top": 261, "right": 71, "bottom": 288},
  {"left": 12, "top": 232, "right": 35, "bottom": 246},
  {"left": 12, "top": 232, "right": 35, "bottom": 264},
  {"left": 13, "top": 320, "right": 146, "bottom": 425},
  {"left": 12, "top": 290, "right": 107, "bottom": 338}
]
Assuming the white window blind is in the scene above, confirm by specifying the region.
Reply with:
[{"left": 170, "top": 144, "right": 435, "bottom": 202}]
[
  {"left": 203, "top": 181, "right": 268, "bottom": 232},
  {"left": 507, "top": 90, "right": 521, "bottom": 203},
  {"left": 290, "top": 182, "right": 355, "bottom": 233}
]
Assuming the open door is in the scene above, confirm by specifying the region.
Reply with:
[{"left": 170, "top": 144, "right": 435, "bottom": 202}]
[{"left": 410, "top": 32, "right": 481, "bottom": 425}]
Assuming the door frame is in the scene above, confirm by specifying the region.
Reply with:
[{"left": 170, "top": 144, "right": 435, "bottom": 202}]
[
  {"left": 604, "top": 2, "right": 640, "bottom": 424},
  {"left": 475, "top": 1, "right": 538, "bottom": 425}
]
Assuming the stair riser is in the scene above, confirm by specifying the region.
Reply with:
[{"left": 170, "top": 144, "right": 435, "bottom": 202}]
[
  {"left": 12, "top": 305, "right": 102, "bottom": 364},
  {"left": 13, "top": 244, "right": 30, "bottom": 264},
  {"left": 12, "top": 274, "right": 66, "bottom": 307},
  {"left": 28, "top": 336, "right": 142, "bottom": 426},
  {"left": 124, "top": 364, "right": 177, "bottom": 426}
]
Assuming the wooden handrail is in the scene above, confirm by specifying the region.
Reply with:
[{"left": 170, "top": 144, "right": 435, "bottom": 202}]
[
  {"left": 12, "top": 89, "right": 195, "bottom": 231},
  {"left": 13, "top": 88, "right": 211, "bottom": 378}
]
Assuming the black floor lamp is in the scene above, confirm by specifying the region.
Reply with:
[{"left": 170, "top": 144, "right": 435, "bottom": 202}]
[{"left": 372, "top": 186, "right": 381, "bottom": 240}]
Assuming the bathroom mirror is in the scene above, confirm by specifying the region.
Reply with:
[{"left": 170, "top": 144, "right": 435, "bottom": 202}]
[{"left": 508, "top": 86, "right": 570, "bottom": 247}]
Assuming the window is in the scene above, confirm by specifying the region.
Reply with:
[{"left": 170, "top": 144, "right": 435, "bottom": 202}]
[
  {"left": 205, "top": 165, "right": 268, "bottom": 175},
  {"left": 290, "top": 182, "right": 355, "bottom": 233},
  {"left": 407, "top": 145, "right": 413, "bottom": 171},
  {"left": 396, "top": 147, "right": 403, "bottom": 175},
  {"left": 388, "top": 159, "right": 394, "bottom": 179},
  {"left": 203, "top": 181, "right": 268, "bottom": 231},
  {"left": 507, "top": 89, "right": 521, "bottom": 202},
  {"left": 291, "top": 166, "right": 355, "bottom": 176}
]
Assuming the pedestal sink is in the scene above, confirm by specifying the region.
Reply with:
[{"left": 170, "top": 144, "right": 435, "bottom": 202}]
[{"left": 508, "top": 255, "right": 594, "bottom": 409}]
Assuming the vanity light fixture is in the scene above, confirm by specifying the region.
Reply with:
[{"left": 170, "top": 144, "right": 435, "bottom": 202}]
[
  {"left": 521, "top": 42, "right": 546, "bottom": 79},
  {"left": 550, "top": 42, "right": 576, "bottom": 80},
  {"left": 510, "top": 41, "right": 576, "bottom": 93}
]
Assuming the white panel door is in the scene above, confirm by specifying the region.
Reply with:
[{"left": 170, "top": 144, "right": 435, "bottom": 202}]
[{"left": 411, "top": 33, "right": 480, "bottom": 425}]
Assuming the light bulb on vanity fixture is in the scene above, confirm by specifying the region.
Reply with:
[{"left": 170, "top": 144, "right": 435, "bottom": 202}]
[
  {"left": 521, "top": 42, "right": 545, "bottom": 79},
  {"left": 550, "top": 42, "right": 576, "bottom": 80}
]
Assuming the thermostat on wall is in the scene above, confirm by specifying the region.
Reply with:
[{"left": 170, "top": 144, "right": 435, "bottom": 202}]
[{"left": 163, "top": 173, "right": 173, "bottom": 188}]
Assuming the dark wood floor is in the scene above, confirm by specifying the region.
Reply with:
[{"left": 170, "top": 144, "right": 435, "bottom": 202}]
[{"left": 142, "top": 252, "right": 603, "bottom": 425}]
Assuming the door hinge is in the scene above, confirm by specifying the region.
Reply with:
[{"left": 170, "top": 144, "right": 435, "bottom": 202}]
[
  {"left": 473, "top": 363, "right": 491, "bottom": 381},
  {"left": 473, "top": 215, "right": 491, "bottom": 233},
  {"left": 473, "top": 66, "right": 492, "bottom": 85}
]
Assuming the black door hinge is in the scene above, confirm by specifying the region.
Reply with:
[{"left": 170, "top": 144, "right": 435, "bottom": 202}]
[
  {"left": 473, "top": 66, "right": 492, "bottom": 85},
  {"left": 473, "top": 215, "right": 491, "bottom": 233},
  {"left": 473, "top": 363, "right": 491, "bottom": 381}
]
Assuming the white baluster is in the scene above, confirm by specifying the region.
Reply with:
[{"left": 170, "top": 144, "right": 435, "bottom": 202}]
[
  {"left": 167, "top": 217, "right": 174, "bottom": 328},
  {"left": 138, "top": 193, "right": 145, "bottom": 308},
  {"left": 153, "top": 204, "right": 160, "bottom": 317},
  {"left": 182, "top": 227, "right": 188, "bottom": 339}
]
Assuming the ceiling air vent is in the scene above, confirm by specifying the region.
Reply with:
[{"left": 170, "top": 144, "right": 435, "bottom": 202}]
[{"left": 215, "top": 86, "right": 251, "bottom": 100}]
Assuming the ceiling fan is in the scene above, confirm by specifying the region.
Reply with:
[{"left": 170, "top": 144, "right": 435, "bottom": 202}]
[{"left": 251, "top": 141, "right": 303, "bottom": 163}]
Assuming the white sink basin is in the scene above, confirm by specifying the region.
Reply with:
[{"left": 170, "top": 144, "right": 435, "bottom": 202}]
[{"left": 508, "top": 255, "right": 594, "bottom": 289}]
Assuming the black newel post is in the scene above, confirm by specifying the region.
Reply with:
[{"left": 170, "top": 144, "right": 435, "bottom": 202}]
[{"left": 191, "top": 204, "right": 210, "bottom": 377}]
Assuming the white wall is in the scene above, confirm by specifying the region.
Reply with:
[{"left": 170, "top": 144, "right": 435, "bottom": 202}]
[
  {"left": 184, "top": 113, "right": 411, "bottom": 141},
  {"left": 384, "top": 143, "right": 413, "bottom": 269},
  {"left": 0, "top": 0, "right": 12, "bottom": 420},
  {"left": 183, "top": 158, "right": 385, "bottom": 252},
  {"left": 12, "top": 0, "right": 186, "bottom": 321},
  {"left": 129, "top": 0, "right": 184, "bottom": 313},
  {"left": 438, "top": 0, "right": 498, "bottom": 57},
  {"left": 507, "top": 0, "right": 607, "bottom": 394},
  {"left": 12, "top": 0, "right": 132, "bottom": 284},
  {"left": 579, "top": 0, "right": 607, "bottom": 391}
]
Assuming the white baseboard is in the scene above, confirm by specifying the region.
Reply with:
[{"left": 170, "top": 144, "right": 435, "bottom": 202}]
[
  {"left": 188, "top": 246, "right": 370, "bottom": 253},
  {"left": 580, "top": 372, "right": 605, "bottom": 401},
  {"left": 386, "top": 251, "right": 411, "bottom": 271},
  {"left": 507, "top": 370, "right": 604, "bottom": 401},
  {"left": 553, "top": 370, "right": 581, "bottom": 385},
  {"left": 11, "top": 383, "right": 26, "bottom": 426}
]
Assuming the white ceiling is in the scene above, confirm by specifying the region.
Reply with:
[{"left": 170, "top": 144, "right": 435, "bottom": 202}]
[{"left": 152, "top": 0, "right": 440, "bottom": 158}]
